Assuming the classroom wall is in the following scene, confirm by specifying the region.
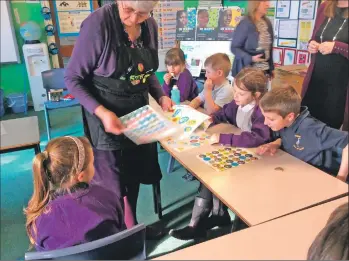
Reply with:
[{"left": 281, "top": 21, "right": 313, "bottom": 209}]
[{"left": 0, "top": 1, "right": 47, "bottom": 101}]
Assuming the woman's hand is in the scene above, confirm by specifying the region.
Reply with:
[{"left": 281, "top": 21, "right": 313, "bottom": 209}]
[
  {"left": 95, "top": 105, "right": 125, "bottom": 135},
  {"left": 308, "top": 40, "right": 320, "bottom": 54},
  {"left": 159, "top": 96, "right": 175, "bottom": 111},
  {"left": 252, "top": 54, "right": 265, "bottom": 63},
  {"left": 319, "top": 41, "right": 335, "bottom": 55}
]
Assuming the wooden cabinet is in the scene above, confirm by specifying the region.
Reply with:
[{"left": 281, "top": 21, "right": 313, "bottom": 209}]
[{"left": 271, "top": 65, "right": 308, "bottom": 95}]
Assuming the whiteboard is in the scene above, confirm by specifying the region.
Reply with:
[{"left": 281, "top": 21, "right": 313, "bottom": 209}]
[{"left": 1, "top": 1, "right": 20, "bottom": 63}]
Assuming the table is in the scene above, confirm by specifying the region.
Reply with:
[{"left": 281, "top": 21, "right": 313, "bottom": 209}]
[
  {"left": 155, "top": 196, "right": 348, "bottom": 260},
  {"left": 150, "top": 96, "right": 348, "bottom": 226},
  {"left": 0, "top": 116, "right": 41, "bottom": 154}
]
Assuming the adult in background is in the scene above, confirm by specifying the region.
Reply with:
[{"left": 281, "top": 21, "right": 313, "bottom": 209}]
[
  {"left": 302, "top": 0, "right": 348, "bottom": 130},
  {"left": 230, "top": 1, "right": 274, "bottom": 78},
  {"left": 64, "top": 0, "right": 173, "bottom": 239}
]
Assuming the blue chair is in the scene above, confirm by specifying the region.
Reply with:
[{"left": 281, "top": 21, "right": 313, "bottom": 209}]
[
  {"left": 41, "top": 68, "right": 80, "bottom": 140},
  {"left": 25, "top": 224, "right": 146, "bottom": 260}
]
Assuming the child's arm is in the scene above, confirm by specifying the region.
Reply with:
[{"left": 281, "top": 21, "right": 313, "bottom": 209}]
[
  {"left": 162, "top": 73, "right": 172, "bottom": 97},
  {"left": 204, "top": 79, "right": 221, "bottom": 115},
  {"left": 337, "top": 145, "right": 348, "bottom": 182},
  {"left": 256, "top": 138, "right": 282, "bottom": 156},
  {"left": 189, "top": 96, "right": 203, "bottom": 109}
]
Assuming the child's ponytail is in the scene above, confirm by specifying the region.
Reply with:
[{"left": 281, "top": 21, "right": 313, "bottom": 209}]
[{"left": 24, "top": 152, "right": 51, "bottom": 246}]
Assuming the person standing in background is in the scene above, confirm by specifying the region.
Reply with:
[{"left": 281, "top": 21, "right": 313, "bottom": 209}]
[
  {"left": 230, "top": 1, "right": 274, "bottom": 78},
  {"left": 302, "top": 0, "right": 348, "bottom": 130}
]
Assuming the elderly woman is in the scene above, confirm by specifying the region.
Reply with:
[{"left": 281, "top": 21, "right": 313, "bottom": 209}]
[
  {"left": 64, "top": 0, "right": 172, "bottom": 239},
  {"left": 302, "top": 0, "right": 348, "bottom": 130},
  {"left": 230, "top": 1, "right": 274, "bottom": 77}
]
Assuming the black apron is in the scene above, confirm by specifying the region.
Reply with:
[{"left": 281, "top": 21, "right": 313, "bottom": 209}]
[{"left": 82, "top": 3, "right": 162, "bottom": 184}]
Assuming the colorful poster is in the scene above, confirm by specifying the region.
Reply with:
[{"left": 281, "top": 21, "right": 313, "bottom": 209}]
[
  {"left": 298, "top": 20, "right": 313, "bottom": 50},
  {"left": 299, "top": 0, "right": 316, "bottom": 19},
  {"left": 278, "top": 38, "right": 297, "bottom": 48},
  {"left": 283, "top": 48, "right": 296, "bottom": 65},
  {"left": 57, "top": 11, "right": 90, "bottom": 34},
  {"left": 276, "top": 0, "right": 291, "bottom": 18},
  {"left": 55, "top": 1, "right": 91, "bottom": 11},
  {"left": 176, "top": 9, "right": 196, "bottom": 41},
  {"left": 296, "top": 50, "right": 310, "bottom": 64},
  {"left": 196, "top": 8, "right": 219, "bottom": 41},
  {"left": 217, "top": 7, "right": 242, "bottom": 41}
]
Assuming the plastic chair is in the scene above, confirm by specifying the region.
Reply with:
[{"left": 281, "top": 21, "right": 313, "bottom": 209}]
[
  {"left": 25, "top": 224, "right": 146, "bottom": 260},
  {"left": 41, "top": 68, "right": 80, "bottom": 140}
]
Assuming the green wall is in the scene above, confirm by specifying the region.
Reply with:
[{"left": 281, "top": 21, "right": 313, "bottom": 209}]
[{"left": 0, "top": 1, "right": 47, "bottom": 101}]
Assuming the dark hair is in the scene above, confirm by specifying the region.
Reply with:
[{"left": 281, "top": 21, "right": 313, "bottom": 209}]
[
  {"left": 234, "top": 67, "right": 268, "bottom": 98},
  {"left": 307, "top": 203, "right": 349, "bottom": 260},
  {"left": 165, "top": 48, "right": 186, "bottom": 66}
]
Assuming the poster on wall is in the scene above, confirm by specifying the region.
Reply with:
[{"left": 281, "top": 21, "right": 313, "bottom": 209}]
[
  {"left": 273, "top": 47, "right": 284, "bottom": 66},
  {"left": 176, "top": 9, "right": 196, "bottom": 41},
  {"left": 54, "top": 0, "right": 93, "bottom": 36},
  {"left": 283, "top": 48, "right": 296, "bottom": 65},
  {"left": 299, "top": 0, "right": 316, "bottom": 20},
  {"left": 195, "top": 8, "right": 219, "bottom": 41},
  {"left": 278, "top": 19, "right": 299, "bottom": 39},
  {"left": 296, "top": 50, "right": 310, "bottom": 64},
  {"left": 276, "top": 0, "right": 291, "bottom": 18},
  {"left": 278, "top": 38, "right": 297, "bottom": 48},
  {"left": 298, "top": 20, "right": 313, "bottom": 50},
  {"left": 217, "top": 7, "right": 242, "bottom": 41}
]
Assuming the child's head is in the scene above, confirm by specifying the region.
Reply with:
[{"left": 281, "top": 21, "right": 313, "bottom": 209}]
[
  {"left": 165, "top": 48, "right": 186, "bottom": 77},
  {"left": 233, "top": 67, "right": 268, "bottom": 106},
  {"left": 197, "top": 9, "right": 209, "bottom": 28},
  {"left": 24, "top": 136, "right": 94, "bottom": 246},
  {"left": 307, "top": 203, "right": 348, "bottom": 260},
  {"left": 204, "top": 53, "right": 231, "bottom": 84},
  {"left": 260, "top": 85, "right": 301, "bottom": 131}
]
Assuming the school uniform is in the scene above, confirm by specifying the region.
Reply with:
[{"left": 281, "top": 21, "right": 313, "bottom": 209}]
[
  {"left": 170, "top": 101, "right": 271, "bottom": 240},
  {"left": 33, "top": 183, "right": 125, "bottom": 251},
  {"left": 274, "top": 106, "right": 348, "bottom": 175},
  {"left": 162, "top": 68, "right": 198, "bottom": 102}
]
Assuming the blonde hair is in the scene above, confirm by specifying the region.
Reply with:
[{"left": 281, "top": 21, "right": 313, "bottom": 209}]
[
  {"left": 324, "top": 0, "right": 349, "bottom": 18},
  {"left": 24, "top": 136, "right": 92, "bottom": 247},
  {"left": 128, "top": 0, "right": 159, "bottom": 12},
  {"left": 247, "top": 1, "right": 265, "bottom": 25},
  {"left": 259, "top": 85, "right": 301, "bottom": 118},
  {"left": 307, "top": 203, "right": 349, "bottom": 260},
  {"left": 204, "top": 53, "right": 232, "bottom": 77},
  {"left": 235, "top": 68, "right": 268, "bottom": 99}
]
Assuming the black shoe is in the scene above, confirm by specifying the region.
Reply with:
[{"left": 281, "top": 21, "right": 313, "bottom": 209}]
[
  {"left": 205, "top": 211, "right": 231, "bottom": 230},
  {"left": 169, "top": 226, "right": 206, "bottom": 240},
  {"left": 146, "top": 224, "right": 166, "bottom": 240}
]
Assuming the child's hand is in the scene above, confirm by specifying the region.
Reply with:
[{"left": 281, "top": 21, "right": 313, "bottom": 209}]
[
  {"left": 164, "top": 73, "right": 172, "bottom": 85},
  {"left": 256, "top": 143, "right": 280, "bottom": 156},
  {"left": 209, "top": 133, "right": 220, "bottom": 145},
  {"left": 204, "top": 79, "right": 214, "bottom": 92}
]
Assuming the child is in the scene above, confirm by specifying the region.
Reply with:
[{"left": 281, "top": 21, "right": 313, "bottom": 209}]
[
  {"left": 257, "top": 85, "right": 349, "bottom": 182},
  {"left": 169, "top": 68, "right": 271, "bottom": 240},
  {"left": 24, "top": 136, "right": 125, "bottom": 251},
  {"left": 307, "top": 203, "right": 348, "bottom": 260},
  {"left": 189, "top": 53, "right": 234, "bottom": 115},
  {"left": 162, "top": 48, "right": 198, "bottom": 102}
]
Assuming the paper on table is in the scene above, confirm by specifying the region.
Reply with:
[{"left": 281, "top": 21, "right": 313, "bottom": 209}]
[{"left": 1, "top": 122, "right": 7, "bottom": 136}]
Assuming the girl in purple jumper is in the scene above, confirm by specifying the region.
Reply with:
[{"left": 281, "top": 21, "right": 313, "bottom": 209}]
[
  {"left": 162, "top": 48, "right": 198, "bottom": 102},
  {"left": 169, "top": 68, "right": 271, "bottom": 240},
  {"left": 24, "top": 137, "right": 125, "bottom": 251}
]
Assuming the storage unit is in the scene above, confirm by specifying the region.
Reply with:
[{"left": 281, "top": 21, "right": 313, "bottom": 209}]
[{"left": 271, "top": 65, "right": 308, "bottom": 95}]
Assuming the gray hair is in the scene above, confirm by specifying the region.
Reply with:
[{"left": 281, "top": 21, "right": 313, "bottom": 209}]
[{"left": 127, "top": 1, "right": 159, "bottom": 12}]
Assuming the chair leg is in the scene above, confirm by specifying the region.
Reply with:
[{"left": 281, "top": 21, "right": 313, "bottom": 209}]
[
  {"left": 44, "top": 106, "right": 51, "bottom": 140},
  {"left": 152, "top": 182, "right": 163, "bottom": 220},
  {"left": 167, "top": 156, "right": 175, "bottom": 174}
]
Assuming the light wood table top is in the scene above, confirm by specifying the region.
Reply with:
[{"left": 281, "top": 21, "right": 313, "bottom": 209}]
[
  {"left": 155, "top": 197, "right": 348, "bottom": 260},
  {"left": 0, "top": 116, "right": 40, "bottom": 151},
  {"left": 150, "top": 97, "right": 348, "bottom": 226}
]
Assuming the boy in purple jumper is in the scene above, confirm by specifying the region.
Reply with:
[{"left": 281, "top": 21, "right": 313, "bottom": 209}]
[
  {"left": 24, "top": 137, "right": 125, "bottom": 251},
  {"left": 170, "top": 68, "right": 271, "bottom": 240},
  {"left": 162, "top": 48, "right": 198, "bottom": 102}
]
